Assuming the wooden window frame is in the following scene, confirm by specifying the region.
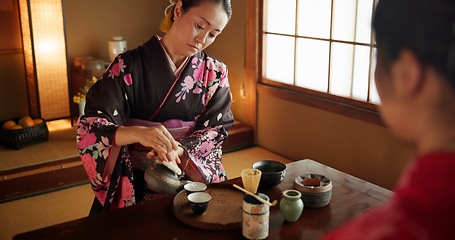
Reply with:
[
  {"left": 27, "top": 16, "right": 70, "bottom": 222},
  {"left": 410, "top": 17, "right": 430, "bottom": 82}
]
[{"left": 246, "top": 0, "right": 385, "bottom": 127}]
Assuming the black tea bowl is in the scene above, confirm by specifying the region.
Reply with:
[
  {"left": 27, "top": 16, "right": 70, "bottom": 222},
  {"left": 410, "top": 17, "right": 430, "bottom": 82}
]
[
  {"left": 187, "top": 192, "right": 211, "bottom": 214},
  {"left": 252, "top": 160, "right": 287, "bottom": 188}
]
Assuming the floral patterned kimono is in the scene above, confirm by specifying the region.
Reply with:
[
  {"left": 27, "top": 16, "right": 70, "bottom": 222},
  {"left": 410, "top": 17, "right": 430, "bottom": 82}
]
[{"left": 76, "top": 35, "right": 234, "bottom": 212}]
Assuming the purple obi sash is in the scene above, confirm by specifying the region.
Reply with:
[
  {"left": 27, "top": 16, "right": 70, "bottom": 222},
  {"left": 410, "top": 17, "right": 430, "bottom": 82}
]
[
  {"left": 125, "top": 118, "right": 196, "bottom": 170},
  {"left": 125, "top": 118, "right": 196, "bottom": 141}
]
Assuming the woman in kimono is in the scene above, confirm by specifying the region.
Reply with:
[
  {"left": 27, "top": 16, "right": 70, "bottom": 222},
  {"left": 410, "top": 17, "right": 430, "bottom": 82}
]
[
  {"left": 76, "top": 0, "right": 234, "bottom": 213},
  {"left": 324, "top": 0, "right": 455, "bottom": 238}
]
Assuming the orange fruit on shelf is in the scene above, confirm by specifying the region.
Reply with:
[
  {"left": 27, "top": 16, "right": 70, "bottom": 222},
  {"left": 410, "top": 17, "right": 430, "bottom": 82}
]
[
  {"left": 2, "top": 120, "right": 17, "bottom": 130},
  {"left": 33, "top": 118, "right": 44, "bottom": 125},
  {"left": 9, "top": 124, "right": 23, "bottom": 130},
  {"left": 18, "top": 116, "right": 35, "bottom": 128}
]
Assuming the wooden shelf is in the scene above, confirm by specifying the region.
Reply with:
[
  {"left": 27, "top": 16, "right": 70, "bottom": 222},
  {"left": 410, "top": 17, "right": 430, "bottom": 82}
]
[{"left": 223, "top": 121, "right": 255, "bottom": 152}]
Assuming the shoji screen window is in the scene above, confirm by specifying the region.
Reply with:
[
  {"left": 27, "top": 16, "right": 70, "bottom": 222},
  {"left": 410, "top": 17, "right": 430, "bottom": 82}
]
[{"left": 262, "top": 0, "right": 380, "bottom": 104}]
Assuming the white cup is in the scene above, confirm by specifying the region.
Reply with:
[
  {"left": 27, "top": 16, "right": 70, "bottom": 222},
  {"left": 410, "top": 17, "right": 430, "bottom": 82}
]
[{"left": 184, "top": 182, "right": 207, "bottom": 196}]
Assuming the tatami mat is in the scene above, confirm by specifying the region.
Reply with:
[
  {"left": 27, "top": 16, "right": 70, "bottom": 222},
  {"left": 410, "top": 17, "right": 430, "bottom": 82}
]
[{"left": 0, "top": 184, "right": 93, "bottom": 240}]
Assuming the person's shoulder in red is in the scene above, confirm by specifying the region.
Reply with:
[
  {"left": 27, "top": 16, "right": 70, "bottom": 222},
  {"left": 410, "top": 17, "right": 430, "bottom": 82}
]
[{"left": 323, "top": 152, "right": 455, "bottom": 240}]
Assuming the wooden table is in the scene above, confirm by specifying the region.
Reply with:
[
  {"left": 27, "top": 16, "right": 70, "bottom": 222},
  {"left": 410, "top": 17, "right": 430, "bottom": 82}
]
[{"left": 13, "top": 159, "right": 392, "bottom": 240}]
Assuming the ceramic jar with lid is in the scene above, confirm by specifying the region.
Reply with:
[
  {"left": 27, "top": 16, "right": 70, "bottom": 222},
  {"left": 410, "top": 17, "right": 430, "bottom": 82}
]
[
  {"left": 280, "top": 189, "right": 304, "bottom": 222},
  {"left": 108, "top": 36, "right": 127, "bottom": 62}
]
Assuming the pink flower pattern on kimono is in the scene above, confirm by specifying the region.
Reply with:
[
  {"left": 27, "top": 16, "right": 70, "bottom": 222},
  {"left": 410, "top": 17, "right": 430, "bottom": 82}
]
[
  {"left": 200, "top": 167, "right": 215, "bottom": 181},
  {"left": 108, "top": 57, "right": 126, "bottom": 79},
  {"left": 81, "top": 153, "right": 97, "bottom": 181},
  {"left": 203, "top": 83, "right": 218, "bottom": 106},
  {"left": 219, "top": 67, "right": 229, "bottom": 88},
  {"left": 191, "top": 57, "right": 199, "bottom": 64},
  {"left": 92, "top": 173, "right": 109, "bottom": 205},
  {"left": 77, "top": 132, "right": 97, "bottom": 150},
  {"left": 204, "top": 69, "right": 217, "bottom": 87},
  {"left": 191, "top": 61, "right": 205, "bottom": 94},
  {"left": 206, "top": 130, "right": 218, "bottom": 140},
  {"left": 199, "top": 141, "right": 215, "bottom": 158},
  {"left": 211, "top": 172, "right": 222, "bottom": 182},
  {"left": 99, "top": 136, "right": 111, "bottom": 160},
  {"left": 203, "top": 61, "right": 217, "bottom": 86},
  {"left": 93, "top": 173, "right": 109, "bottom": 191},
  {"left": 76, "top": 117, "right": 118, "bottom": 200},
  {"left": 193, "top": 61, "right": 205, "bottom": 82},
  {"left": 76, "top": 121, "right": 90, "bottom": 136},
  {"left": 220, "top": 74, "right": 229, "bottom": 88},
  {"left": 193, "top": 80, "right": 203, "bottom": 94},
  {"left": 183, "top": 126, "right": 227, "bottom": 183},
  {"left": 118, "top": 176, "right": 134, "bottom": 207},
  {"left": 124, "top": 73, "right": 132, "bottom": 86},
  {"left": 77, "top": 118, "right": 115, "bottom": 160},
  {"left": 94, "top": 183, "right": 107, "bottom": 205},
  {"left": 176, "top": 76, "right": 195, "bottom": 102},
  {"left": 175, "top": 56, "right": 229, "bottom": 105}
]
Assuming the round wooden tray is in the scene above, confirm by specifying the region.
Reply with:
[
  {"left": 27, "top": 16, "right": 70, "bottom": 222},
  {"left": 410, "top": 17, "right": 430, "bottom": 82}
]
[{"left": 173, "top": 183, "right": 244, "bottom": 230}]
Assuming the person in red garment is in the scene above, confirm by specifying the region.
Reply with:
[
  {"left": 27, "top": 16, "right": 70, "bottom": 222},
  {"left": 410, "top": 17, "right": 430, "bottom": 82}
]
[{"left": 323, "top": 0, "right": 455, "bottom": 239}]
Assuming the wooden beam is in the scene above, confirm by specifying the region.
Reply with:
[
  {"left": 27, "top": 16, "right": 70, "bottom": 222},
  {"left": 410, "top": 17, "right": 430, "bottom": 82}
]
[{"left": 245, "top": 0, "right": 259, "bottom": 138}]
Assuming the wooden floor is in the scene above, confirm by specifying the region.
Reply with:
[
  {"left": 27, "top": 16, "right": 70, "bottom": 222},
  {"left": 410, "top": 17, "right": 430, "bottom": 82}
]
[{"left": 0, "top": 146, "right": 291, "bottom": 240}]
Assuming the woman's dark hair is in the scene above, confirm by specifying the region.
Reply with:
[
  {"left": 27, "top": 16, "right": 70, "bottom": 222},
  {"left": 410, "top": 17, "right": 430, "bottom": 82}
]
[
  {"left": 160, "top": 0, "right": 232, "bottom": 33},
  {"left": 373, "top": 0, "right": 455, "bottom": 84}
]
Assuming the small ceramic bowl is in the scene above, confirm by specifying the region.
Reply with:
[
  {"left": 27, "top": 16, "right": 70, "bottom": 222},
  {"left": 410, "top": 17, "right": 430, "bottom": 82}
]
[
  {"left": 184, "top": 182, "right": 207, "bottom": 196},
  {"left": 252, "top": 160, "right": 287, "bottom": 188},
  {"left": 293, "top": 174, "right": 332, "bottom": 208},
  {"left": 187, "top": 192, "right": 212, "bottom": 214}
]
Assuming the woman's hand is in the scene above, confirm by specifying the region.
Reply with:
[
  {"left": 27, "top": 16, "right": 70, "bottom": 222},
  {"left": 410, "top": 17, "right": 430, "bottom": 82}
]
[
  {"left": 115, "top": 125, "right": 180, "bottom": 163},
  {"left": 147, "top": 145, "right": 187, "bottom": 176},
  {"left": 146, "top": 148, "right": 181, "bottom": 164}
]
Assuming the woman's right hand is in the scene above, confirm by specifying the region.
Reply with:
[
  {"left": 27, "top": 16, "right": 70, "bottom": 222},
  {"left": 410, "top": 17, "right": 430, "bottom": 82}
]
[{"left": 115, "top": 125, "right": 180, "bottom": 164}]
